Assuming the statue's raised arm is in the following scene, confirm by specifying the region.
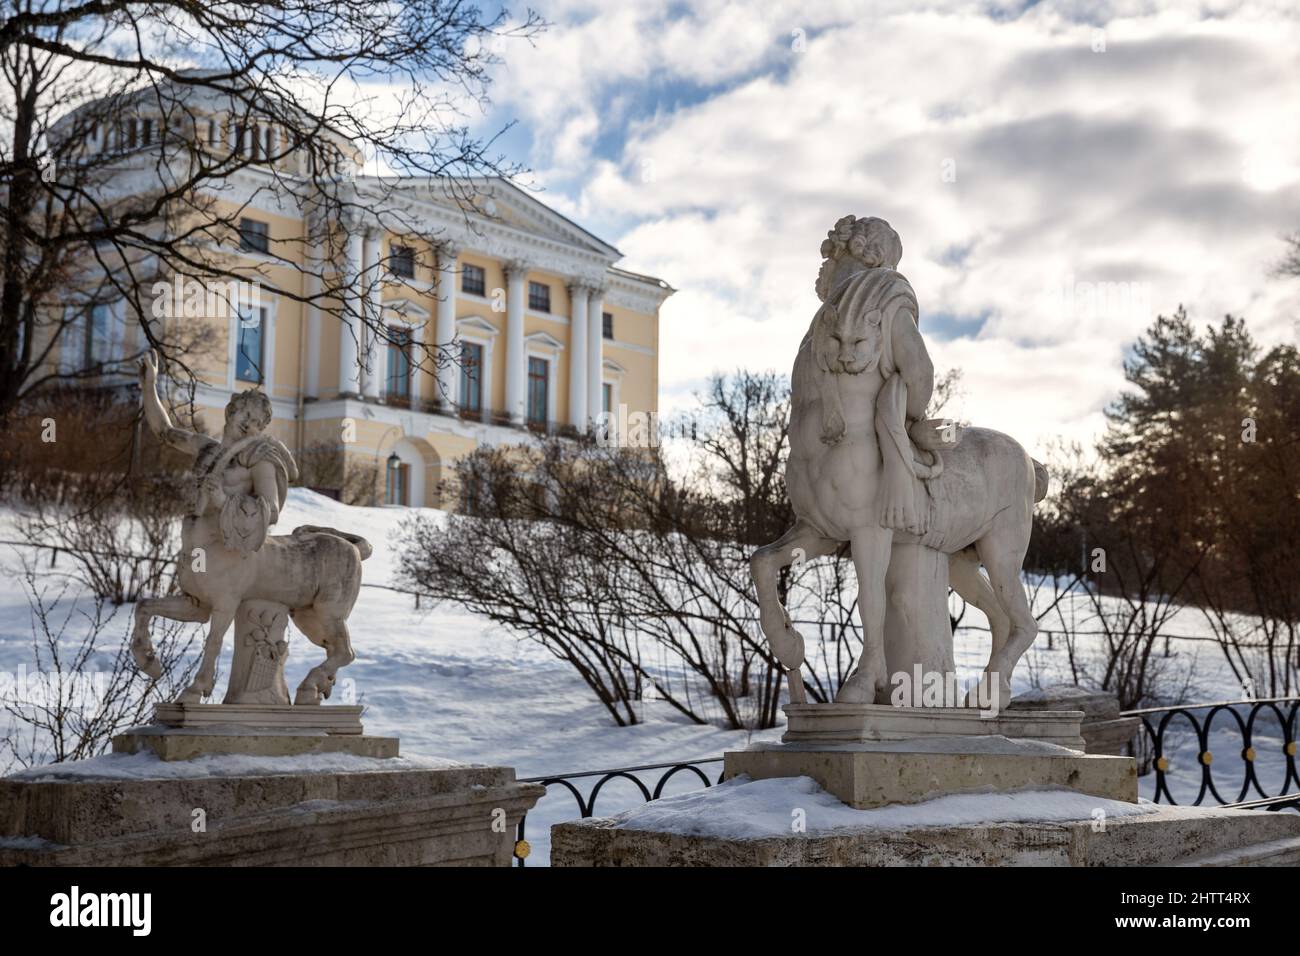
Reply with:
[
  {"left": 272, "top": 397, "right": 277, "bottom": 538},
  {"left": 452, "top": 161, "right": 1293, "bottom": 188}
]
[{"left": 138, "top": 350, "right": 217, "bottom": 460}]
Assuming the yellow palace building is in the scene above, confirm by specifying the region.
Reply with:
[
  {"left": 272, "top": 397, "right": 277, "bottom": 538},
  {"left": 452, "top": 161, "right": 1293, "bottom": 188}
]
[{"left": 52, "top": 85, "right": 674, "bottom": 509}]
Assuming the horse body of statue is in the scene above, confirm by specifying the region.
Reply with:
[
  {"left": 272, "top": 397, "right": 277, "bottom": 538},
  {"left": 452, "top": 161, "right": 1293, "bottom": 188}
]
[
  {"left": 753, "top": 216, "right": 1047, "bottom": 710},
  {"left": 131, "top": 351, "right": 371, "bottom": 706}
]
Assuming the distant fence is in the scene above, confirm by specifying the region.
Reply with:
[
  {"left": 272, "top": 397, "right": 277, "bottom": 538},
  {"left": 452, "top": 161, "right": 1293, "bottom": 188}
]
[{"left": 5, "top": 537, "right": 1291, "bottom": 653}]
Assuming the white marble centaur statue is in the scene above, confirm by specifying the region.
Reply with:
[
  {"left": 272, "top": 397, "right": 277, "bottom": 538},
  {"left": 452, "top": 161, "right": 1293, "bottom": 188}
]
[
  {"left": 752, "top": 217, "right": 1048, "bottom": 707},
  {"left": 131, "top": 351, "right": 372, "bottom": 705}
]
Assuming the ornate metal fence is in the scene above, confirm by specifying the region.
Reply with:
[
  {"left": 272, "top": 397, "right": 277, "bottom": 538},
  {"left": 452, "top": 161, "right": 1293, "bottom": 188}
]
[
  {"left": 513, "top": 758, "right": 724, "bottom": 867},
  {"left": 1123, "top": 696, "right": 1300, "bottom": 810}
]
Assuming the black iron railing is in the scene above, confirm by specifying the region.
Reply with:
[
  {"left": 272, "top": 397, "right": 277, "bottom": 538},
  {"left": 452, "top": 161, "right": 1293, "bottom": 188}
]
[
  {"left": 1123, "top": 696, "right": 1300, "bottom": 810},
  {"left": 512, "top": 758, "right": 724, "bottom": 867}
]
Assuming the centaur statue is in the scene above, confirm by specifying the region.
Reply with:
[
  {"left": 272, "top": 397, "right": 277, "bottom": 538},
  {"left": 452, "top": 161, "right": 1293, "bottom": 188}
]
[
  {"left": 131, "top": 351, "right": 371, "bottom": 705},
  {"left": 752, "top": 217, "right": 1047, "bottom": 708}
]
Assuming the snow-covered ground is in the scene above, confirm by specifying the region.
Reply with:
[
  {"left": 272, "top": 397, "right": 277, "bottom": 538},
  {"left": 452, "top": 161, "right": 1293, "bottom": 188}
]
[{"left": 0, "top": 488, "right": 1293, "bottom": 864}]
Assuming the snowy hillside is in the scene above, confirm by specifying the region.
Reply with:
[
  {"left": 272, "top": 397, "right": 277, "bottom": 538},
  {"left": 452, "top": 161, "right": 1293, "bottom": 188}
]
[{"left": 0, "top": 488, "right": 1290, "bottom": 864}]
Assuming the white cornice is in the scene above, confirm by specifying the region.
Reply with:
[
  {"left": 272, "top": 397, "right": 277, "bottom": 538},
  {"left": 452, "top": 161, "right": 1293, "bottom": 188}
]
[
  {"left": 383, "top": 297, "right": 430, "bottom": 322},
  {"left": 188, "top": 170, "right": 676, "bottom": 316},
  {"left": 525, "top": 330, "right": 565, "bottom": 352},
  {"left": 604, "top": 338, "right": 656, "bottom": 358},
  {"left": 457, "top": 315, "right": 499, "bottom": 337},
  {"left": 604, "top": 272, "right": 674, "bottom": 314}
]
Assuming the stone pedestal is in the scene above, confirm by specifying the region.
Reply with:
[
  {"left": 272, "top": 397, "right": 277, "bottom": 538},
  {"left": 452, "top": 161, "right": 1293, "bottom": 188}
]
[
  {"left": 726, "top": 740, "right": 1135, "bottom": 810},
  {"left": 112, "top": 727, "right": 399, "bottom": 761},
  {"left": 783, "top": 702, "right": 1086, "bottom": 749},
  {"left": 0, "top": 763, "right": 544, "bottom": 866},
  {"left": 152, "top": 702, "right": 365, "bottom": 733},
  {"left": 112, "top": 702, "right": 397, "bottom": 761},
  {"left": 551, "top": 801, "right": 1300, "bottom": 867},
  {"left": 739, "top": 703, "right": 1127, "bottom": 809},
  {"left": 1011, "top": 685, "right": 1140, "bottom": 756}
]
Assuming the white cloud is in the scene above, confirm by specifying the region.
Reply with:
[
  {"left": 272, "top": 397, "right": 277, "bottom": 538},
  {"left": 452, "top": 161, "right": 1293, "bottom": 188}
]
[{"left": 489, "top": 1, "right": 1300, "bottom": 448}]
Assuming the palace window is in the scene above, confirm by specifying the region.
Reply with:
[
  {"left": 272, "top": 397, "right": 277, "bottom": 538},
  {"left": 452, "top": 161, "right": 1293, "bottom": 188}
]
[
  {"left": 527, "top": 356, "right": 549, "bottom": 426},
  {"left": 69, "top": 302, "right": 123, "bottom": 371},
  {"left": 602, "top": 382, "right": 612, "bottom": 415},
  {"left": 235, "top": 305, "right": 266, "bottom": 383},
  {"left": 93, "top": 304, "right": 118, "bottom": 366},
  {"left": 385, "top": 461, "right": 410, "bottom": 507},
  {"left": 386, "top": 327, "right": 412, "bottom": 402},
  {"left": 602, "top": 311, "right": 614, "bottom": 340},
  {"left": 239, "top": 218, "right": 269, "bottom": 254},
  {"left": 389, "top": 244, "right": 416, "bottom": 278},
  {"left": 459, "top": 341, "right": 483, "bottom": 412},
  {"left": 528, "top": 281, "right": 551, "bottom": 313},
  {"left": 461, "top": 263, "right": 486, "bottom": 297}
]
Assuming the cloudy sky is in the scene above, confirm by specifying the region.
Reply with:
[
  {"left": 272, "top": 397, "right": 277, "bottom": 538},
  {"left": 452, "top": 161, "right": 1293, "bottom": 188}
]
[{"left": 475, "top": 0, "right": 1300, "bottom": 456}]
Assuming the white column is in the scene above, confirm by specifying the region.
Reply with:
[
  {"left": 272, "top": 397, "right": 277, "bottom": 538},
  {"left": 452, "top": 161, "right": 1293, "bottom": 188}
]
[
  {"left": 338, "top": 221, "right": 364, "bottom": 397},
  {"left": 567, "top": 282, "right": 589, "bottom": 429},
  {"left": 587, "top": 286, "right": 605, "bottom": 427},
  {"left": 303, "top": 214, "right": 324, "bottom": 398},
  {"left": 361, "top": 227, "right": 383, "bottom": 400},
  {"left": 409, "top": 320, "right": 424, "bottom": 406},
  {"left": 435, "top": 241, "right": 459, "bottom": 409},
  {"left": 504, "top": 260, "right": 530, "bottom": 424}
]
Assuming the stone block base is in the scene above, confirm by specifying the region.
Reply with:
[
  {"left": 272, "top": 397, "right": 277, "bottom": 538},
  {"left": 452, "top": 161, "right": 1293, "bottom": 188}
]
[
  {"left": 725, "top": 743, "right": 1137, "bottom": 809},
  {"left": 1010, "top": 685, "right": 1139, "bottom": 756},
  {"left": 552, "top": 804, "right": 1300, "bottom": 867},
  {"left": 1080, "top": 717, "right": 1141, "bottom": 756},
  {"left": 112, "top": 727, "right": 399, "bottom": 762},
  {"left": 783, "top": 703, "right": 1086, "bottom": 750},
  {"left": 152, "top": 702, "right": 363, "bottom": 734},
  {"left": 0, "top": 765, "right": 543, "bottom": 866}
]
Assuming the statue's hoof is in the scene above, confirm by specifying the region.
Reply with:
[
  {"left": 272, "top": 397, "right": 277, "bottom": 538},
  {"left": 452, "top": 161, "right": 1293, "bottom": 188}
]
[
  {"left": 132, "top": 648, "right": 163, "bottom": 679},
  {"left": 991, "top": 680, "right": 1012, "bottom": 713},
  {"left": 834, "top": 676, "right": 872, "bottom": 704},
  {"left": 294, "top": 687, "right": 322, "bottom": 706},
  {"left": 176, "top": 686, "right": 204, "bottom": 704}
]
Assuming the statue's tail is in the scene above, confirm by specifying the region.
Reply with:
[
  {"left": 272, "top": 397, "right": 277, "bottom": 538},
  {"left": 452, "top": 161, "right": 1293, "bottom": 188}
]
[
  {"left": 1031, "top": 459, "right": 1049, "bottom": 502},
  {"left": 293, "top": 525, "right": 374, "bottom": 561}
]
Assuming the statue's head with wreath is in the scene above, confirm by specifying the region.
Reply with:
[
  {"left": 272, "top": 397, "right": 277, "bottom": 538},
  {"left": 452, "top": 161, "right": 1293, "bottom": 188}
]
[
  {"left": 814, "top": 215, "right": 903, "bottom": 302},
  {"left": 223, "top": 388, "right": 273, "bottom": 440}
]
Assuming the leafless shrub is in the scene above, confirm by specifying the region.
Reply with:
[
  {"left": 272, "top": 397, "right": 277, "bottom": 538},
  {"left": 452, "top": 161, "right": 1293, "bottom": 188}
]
[
  {"left": 17, "top": 470, "right": 185, "bottom": 605},
  {"left": 0, "top": 563, "right": 198, "bottom": 772},
  {"left": 295, "top": 440, "right": 380, "bottom": 505},
  {"left": 399, "top": 372, "right": 820, "bottom": 730}
]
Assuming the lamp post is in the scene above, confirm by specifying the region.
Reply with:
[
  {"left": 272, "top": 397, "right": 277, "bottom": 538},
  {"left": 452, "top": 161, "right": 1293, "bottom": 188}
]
[{"left": 385, "top": 451, "right": 402, "bottom": 505}]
